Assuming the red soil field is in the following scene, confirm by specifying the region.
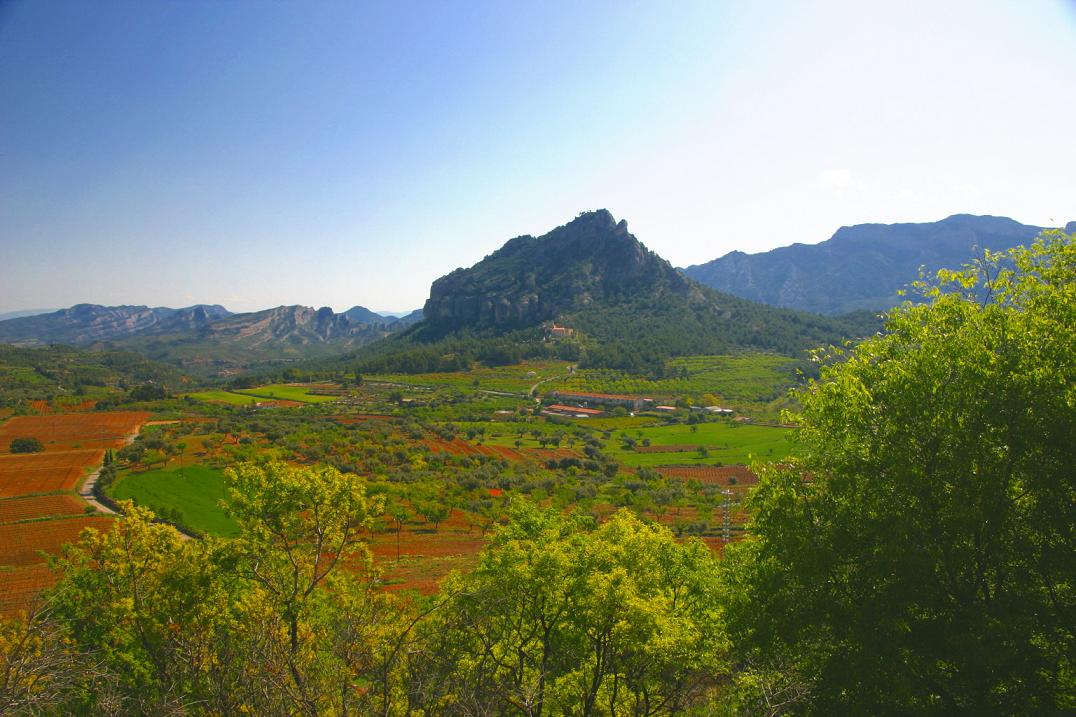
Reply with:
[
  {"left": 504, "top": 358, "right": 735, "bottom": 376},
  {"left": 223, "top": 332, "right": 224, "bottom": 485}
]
[
  {"left": 27, "top": 400, "right": 50, "bottom": 415},
  {"left": 654, "top": 464, "right": 758, "bottom": 486},
  {"left": 0, "top": 449, "right": 103, "bottom": 497},
  {"left": 365, "top": 508, "right": 488, "bottom": 593},
  {"left": 521, "top": 447, "right": 580, "bottom": 461},
  {"left": 0, "top": 495, "right": 87, "bottom": 523},
  {"left": 331, "top": 414, "right": 395, "bottom": 424},
  {"left": 0, "top": 564, "right": 60, "bottom": 616},
  {"left": 0, "top": 515, "right": 111, "bottom": 567},
  {"left": 0, "top": 411, "right": 149, "bottom": 453}
]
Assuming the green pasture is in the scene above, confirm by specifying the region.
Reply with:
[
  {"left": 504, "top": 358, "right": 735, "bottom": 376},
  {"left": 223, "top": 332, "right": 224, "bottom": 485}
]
[
  {"left": 604, "top": 421, "right": 796, "bottom": 466},
  {"left": 443, "top": 415, "right": 795, "bottom": 466},
  {"left": 183, "top": 390, "right": 260, "bottom": 406},
  {"left": 232, "top": 384, "right": 339, "bottom": 403},
  {"left": 109, "top": 465, "right": 238, "bottom": 537},
  {"left": 369, "top": 360, "right": 573, "bottom": 394},
  {"left": 558, "top": 353, "right": 801, "bottom": 405}
]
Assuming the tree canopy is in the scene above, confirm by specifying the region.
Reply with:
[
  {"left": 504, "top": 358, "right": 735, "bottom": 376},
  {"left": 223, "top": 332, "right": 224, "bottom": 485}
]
[{"left": 724, "top": 230, "right": 1075, "bottom": 715}]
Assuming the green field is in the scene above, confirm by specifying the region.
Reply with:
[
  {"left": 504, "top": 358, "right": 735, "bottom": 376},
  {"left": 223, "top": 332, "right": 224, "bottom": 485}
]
[
  {"left": 110, "top": 465, "right": 238, "bottom": 537},
  {"left": 232, "top": 384, "right": 339, "bottom": 403},
  {"left": 183, "top": 389, "right": 262, "bottom": 406},
  {"left": 370, "top": 360, "right": 573, "bottom": 394},
  {"left": 559, "top": 353, "right": 801, "bottom": 405},
  {"left": 602, "top": 421, "right": 796, "bottom": 466},
  {"left": 443, "top": 416, "right": 795, "bottom": 466}
]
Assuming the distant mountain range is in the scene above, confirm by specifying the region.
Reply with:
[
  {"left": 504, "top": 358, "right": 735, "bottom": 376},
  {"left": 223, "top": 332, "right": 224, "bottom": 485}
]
[
  {"left": 0, "top": 303, "right": 422, "bottom": 373},
  {"left": 683, "top": 215, "right": 1064, "bottom": 315},
  {"left": 353, "top": 210, "right": 875, "bottom": 375},
  {"left": 3, "top": 211, "right": 1065, "bottom": 377},
  {"left": 0, "top": 308, "right": 56, "bottom": 322}
]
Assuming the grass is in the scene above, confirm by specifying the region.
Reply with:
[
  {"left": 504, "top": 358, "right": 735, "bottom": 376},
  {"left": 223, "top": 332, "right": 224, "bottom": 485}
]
[
  {"left": 369, "top": 360, "right": 573, "bottom": 394},
  {"left": 442, "top": 416, "right": 795, "bottom": 466},
  {"left": 559, "top": 353, "right": 802, "bottom": 405},
  {"left": 183, "top": 390, "right": 261, "bottom": 406},
  {"left": 232, "top": 384, "right": 339, "bottom": 403},
  {"left": 603, "top": 421, "right": 796, "bottom": 466},
  {"left": 109, "top": 465, "right": 238, "bottom": 537}
]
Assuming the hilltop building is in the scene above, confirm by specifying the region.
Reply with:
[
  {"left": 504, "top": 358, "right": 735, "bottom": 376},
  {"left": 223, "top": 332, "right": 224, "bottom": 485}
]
[{"left": 547, "top": 322, "right": 574, "bottom": 338}]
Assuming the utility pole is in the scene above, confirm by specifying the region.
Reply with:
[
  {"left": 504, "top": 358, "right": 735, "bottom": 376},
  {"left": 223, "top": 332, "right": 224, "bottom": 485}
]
[{"left": 722, "top": 488, "right": 733, "bottom": 544}]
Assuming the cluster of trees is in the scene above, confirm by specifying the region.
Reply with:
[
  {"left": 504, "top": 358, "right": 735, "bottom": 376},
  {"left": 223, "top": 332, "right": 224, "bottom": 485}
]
[
  {"left": 1, "top": 232, "right": 1071, "bottom": 714},
  {"left": 0, "top": 345, "right": 181, "bottom": 407},
  {"left": 7, "top": 437, "right": 43, "bottom": 453}
]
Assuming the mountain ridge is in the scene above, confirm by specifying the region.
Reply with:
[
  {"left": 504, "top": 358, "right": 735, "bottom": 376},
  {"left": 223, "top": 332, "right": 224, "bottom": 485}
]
[
  {"left": 0, "top": 303, "right": 421, "bottom": 374},
  {"left": 683, "top": 214, "right": 1054, "bottom": 315}
]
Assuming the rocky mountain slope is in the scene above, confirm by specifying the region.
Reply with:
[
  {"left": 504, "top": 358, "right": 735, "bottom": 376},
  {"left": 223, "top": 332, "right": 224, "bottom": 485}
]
[
  {"left": 424, "top": 210, "right": 699, "bottom": 331},
  {"left": 0, "top": 304, "right": 232, "bottom": 346},
  {"left": 353, "top": 210, "right": 876, "bottom": 375},
  {"left": 683, "top": 215, "right": 1055, "bottom": 315},
  {"left": 0, "top": 303, "right": 414, "bottom": 374}
]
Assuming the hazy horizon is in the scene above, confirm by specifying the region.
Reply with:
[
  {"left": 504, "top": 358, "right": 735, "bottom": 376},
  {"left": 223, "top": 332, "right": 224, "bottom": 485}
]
[{"left": 3, "top": 1, "right": 1075, "bottom": 313}]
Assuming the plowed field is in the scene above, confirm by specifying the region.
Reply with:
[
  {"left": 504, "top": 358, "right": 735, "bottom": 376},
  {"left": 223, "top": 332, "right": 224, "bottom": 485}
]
[
  {"left": 0, "top": 564, "right": 59, "bottom": 616},
  {"left": 0, "top": 450, "right": 102, "bottom": 497},
  {"left": 0, "top": 494, "right": 87, "bottom": 523},
  {"left": 0, "top": 516, "right": 111, "bottom": 567},
  {"left": 654, "top": 464, "right": 758, "bottom": 486},
  {"left": 0, "top": 411, "right": 149, "bottom": 453}
]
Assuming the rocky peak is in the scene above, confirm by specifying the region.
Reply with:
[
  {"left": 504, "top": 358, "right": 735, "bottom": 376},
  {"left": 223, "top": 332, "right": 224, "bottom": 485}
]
[{"left": 422, "top": 210, "right": 691, "bottom": 331}]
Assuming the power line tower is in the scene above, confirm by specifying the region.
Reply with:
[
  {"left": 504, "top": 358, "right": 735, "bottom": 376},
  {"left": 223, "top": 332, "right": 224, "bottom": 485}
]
[{"left": 721, "top": 488, "right": 733, "bottom": 543}]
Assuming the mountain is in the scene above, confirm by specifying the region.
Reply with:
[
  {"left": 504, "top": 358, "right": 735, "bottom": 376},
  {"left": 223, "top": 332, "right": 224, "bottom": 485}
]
[
  {"left": 350, "top": 210, "right": 875, "bottom": 376},
  {"left": 389, "top": 309, "right": 425, "bottom": 327},
  {"left": 0, "top": 304, "right": 231, "bottom": 346},
  {"left": 423, "top": 210, "right": 698, "bottom": 331},
  {"left": 0, "top": 303, "right": 410, "bottom": 375},
  {"left": 343, "top": 306, "right": 392, "bottom": 324},
  {"left": 0, "top": 309, "right": 56, "bottom": 322},
  {"left": 683, "top": 214, "right": 1052, "bottom": 315}
]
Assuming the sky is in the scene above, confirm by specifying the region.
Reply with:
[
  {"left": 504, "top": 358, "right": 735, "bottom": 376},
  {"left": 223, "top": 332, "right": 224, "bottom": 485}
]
[{"left": 1, "top": 0, "right": 1074, "bottom": 314}]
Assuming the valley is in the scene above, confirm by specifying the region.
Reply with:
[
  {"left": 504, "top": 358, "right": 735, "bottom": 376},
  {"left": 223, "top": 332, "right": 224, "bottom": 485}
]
[{"left": 0, "top": 213, "right": 1069, "bottom": 714}]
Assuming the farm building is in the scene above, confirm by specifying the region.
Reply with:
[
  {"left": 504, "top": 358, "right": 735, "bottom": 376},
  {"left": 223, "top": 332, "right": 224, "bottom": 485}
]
[
  {"left": 692, "top": 405, "right": 734, "bottom": 415},
  {"left": 547, "top": 391, "right": 651, "bottom": 412},
  {"left": 543, "top": 404, "right": 605, "bottom": 418}
]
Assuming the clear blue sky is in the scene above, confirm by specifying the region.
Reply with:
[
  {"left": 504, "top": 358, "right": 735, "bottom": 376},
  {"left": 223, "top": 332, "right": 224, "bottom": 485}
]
[{"left": 2, "top": 0, "right": 1074, "bottom": 314}]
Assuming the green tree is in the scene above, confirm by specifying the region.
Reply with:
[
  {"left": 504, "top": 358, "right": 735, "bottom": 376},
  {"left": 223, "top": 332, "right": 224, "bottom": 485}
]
[
  {"left": 8, "top": 437, "right": 43, "bottom": 454},
  {"left": 414, "top": 502, "right": 727, "bottom": 715},
  {"left": 725, "top": 232, "right": 1076, "bottom": 715},
  {"left": 222, "top": 461, "right": 384, "bottom": 713}
]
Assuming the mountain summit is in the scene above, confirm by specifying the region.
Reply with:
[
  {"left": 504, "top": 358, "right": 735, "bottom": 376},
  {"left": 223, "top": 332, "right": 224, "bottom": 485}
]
[
  {"left": 355, "top": 211, "right": 873, "bottom": 375},
  {"left": 424, "top": 210, "right": 697, "bottom": 331}
]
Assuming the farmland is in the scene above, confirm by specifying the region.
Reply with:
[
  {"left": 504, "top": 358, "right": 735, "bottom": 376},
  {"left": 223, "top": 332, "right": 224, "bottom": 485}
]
[
  {"left": 183, "top": 389, "right": 265, "bottom": 406},
  {"left": 0, "top": 411, "right": 149, "bottom": 452},
  {"left": 0, "top": 494, "right": 88, "bottom": 522},
  {"left": 231, "top": 383, "right": 340, "bottom": 403},
  {"left": 369, "top": 360, "right": 572, "bottom": 394},
  {"left": 0, "top": 409, "right": 148, "bottom": 614},
  {"left": 110, "top": 465, "right": 239, "bottom": 537},
  {"left": 0, "top": 358, "right": 795, "bottom": 600}
]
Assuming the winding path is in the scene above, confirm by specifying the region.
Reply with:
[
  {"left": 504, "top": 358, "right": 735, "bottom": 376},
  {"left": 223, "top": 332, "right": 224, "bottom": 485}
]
[{"left": 77, "top": 425, "right": 143, "bottom": 516}]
